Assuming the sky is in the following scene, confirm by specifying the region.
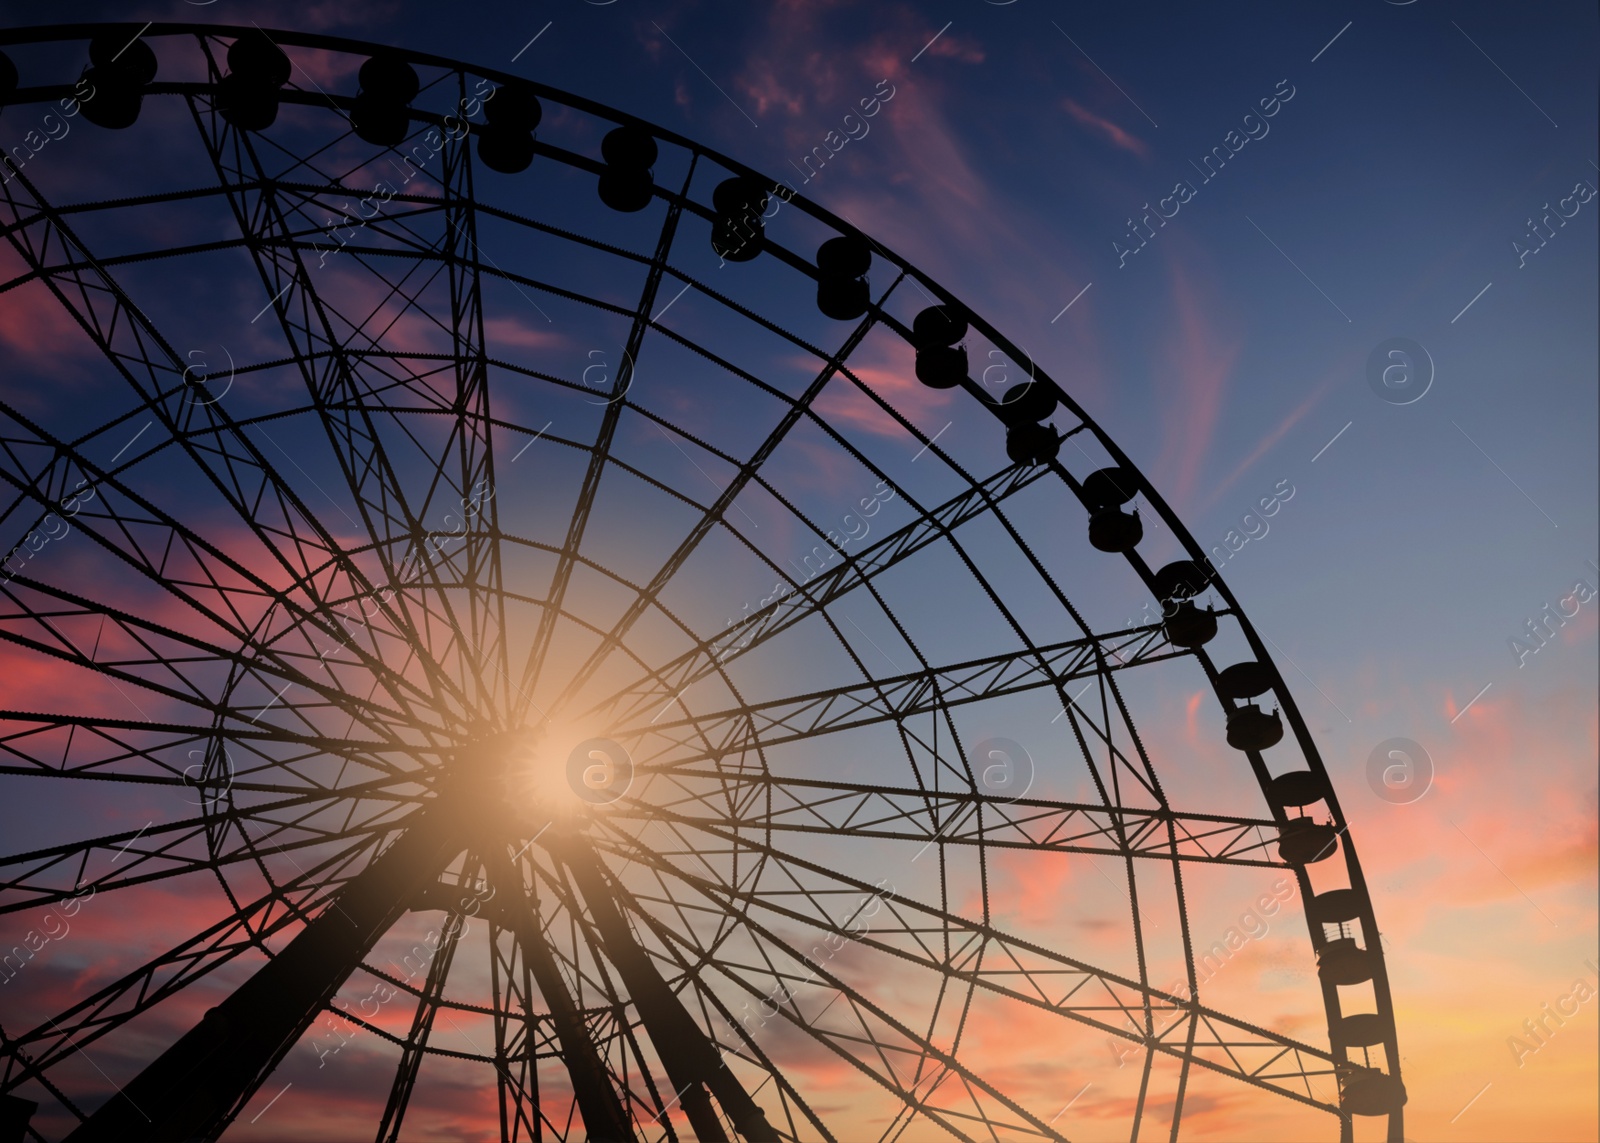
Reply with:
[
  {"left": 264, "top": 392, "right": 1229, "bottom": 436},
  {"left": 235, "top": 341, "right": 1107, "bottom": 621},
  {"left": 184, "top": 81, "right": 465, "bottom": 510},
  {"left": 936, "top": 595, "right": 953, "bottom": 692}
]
[{"left": 0, "top": 2, "right": 1595, "bottom": 1142}]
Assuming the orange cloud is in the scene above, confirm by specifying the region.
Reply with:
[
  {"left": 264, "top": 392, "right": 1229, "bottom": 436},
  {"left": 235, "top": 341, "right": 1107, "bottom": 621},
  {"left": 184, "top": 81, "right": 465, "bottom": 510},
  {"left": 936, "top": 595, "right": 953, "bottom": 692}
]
[{"left": 1185, "top": 689, "right": 1205, "bottom": 747}]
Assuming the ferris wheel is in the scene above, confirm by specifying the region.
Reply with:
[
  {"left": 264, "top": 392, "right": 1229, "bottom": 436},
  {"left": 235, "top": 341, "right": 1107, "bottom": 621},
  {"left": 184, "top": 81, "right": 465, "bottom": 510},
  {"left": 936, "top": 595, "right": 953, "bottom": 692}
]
[{"left": 0, "top": 22, "right": 1406, "bottom": 1143}]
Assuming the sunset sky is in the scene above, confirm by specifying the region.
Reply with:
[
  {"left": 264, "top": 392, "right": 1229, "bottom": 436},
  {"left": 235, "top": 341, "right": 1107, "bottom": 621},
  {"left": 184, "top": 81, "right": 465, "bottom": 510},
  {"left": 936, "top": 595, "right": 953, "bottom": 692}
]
[{"left": 0, "top": 2, "right": 1595, "bottom": 1141}]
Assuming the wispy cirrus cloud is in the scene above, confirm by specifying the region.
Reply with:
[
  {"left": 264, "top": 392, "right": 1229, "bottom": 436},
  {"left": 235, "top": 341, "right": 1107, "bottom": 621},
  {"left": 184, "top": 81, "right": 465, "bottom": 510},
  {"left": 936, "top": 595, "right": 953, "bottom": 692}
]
[
  {"left": 1062, "top": 98, "right": 1149, "bottom": 158},
  {"left": 1152, "top": 254, "right": 1240, "bottom": 512}
]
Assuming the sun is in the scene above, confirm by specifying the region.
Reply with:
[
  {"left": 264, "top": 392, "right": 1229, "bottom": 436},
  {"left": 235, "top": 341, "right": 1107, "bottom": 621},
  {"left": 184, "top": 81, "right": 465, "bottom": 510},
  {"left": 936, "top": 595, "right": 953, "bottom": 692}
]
[{"left": 456, "top": 721, "right": 637, "bottom": 829}]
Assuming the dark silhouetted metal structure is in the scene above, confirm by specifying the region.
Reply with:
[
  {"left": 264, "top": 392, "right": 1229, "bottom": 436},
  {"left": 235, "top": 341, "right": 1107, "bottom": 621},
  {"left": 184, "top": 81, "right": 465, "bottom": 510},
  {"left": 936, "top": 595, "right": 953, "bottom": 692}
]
[{"left": 0, "top": 23, "right": 1404, "bottom": 1142}]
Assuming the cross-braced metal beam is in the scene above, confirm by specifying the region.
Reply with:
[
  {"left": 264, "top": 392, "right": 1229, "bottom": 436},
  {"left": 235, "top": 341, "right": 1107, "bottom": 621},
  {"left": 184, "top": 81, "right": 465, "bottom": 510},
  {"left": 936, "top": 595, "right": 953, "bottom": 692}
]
[
  {"left": 612, "top": 772, "right": 1285, "bottom": 868},
  {"left": 616, "top": 623, "right": 1182, "bottom": 770}
]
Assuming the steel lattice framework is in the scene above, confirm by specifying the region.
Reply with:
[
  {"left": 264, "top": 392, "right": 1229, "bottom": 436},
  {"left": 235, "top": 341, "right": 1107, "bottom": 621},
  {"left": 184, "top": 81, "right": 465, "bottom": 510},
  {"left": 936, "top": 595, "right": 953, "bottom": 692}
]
[{"left": 0, "top": 22, "right": 1404, "bottom": 1143}]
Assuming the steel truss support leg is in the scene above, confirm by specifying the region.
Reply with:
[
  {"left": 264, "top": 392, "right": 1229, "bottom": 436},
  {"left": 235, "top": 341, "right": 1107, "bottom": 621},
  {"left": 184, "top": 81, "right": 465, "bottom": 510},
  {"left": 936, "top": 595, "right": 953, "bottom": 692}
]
[
  {"left": 483, "top": 843, "right": 637, "bottom": 1142},
  {"left": 557, "top": 838, "right": 778, "bottom": 1143},
  {"left": 63, "top": 810, "right": 466, "bottom": 1143},
  {"left": 0, "top": 1094, "right": 36, "bottom": 1143}
]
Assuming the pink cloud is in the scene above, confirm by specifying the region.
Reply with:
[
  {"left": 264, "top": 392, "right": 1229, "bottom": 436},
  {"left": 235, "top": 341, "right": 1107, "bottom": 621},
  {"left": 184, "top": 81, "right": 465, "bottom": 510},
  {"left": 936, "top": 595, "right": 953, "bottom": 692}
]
[
  {"left": 280, "top": 45, "right": 364, "bottom": 93},
  {"left": 1063, "top": 98, "right": 1150, "bottom": 158},
  {"left": 307, "top": 263, "right": 453, "bottom": 358},
  {"left": 920, "top": 31, "right": 985, "bottom": 66},
  {"left": 814, "top": 358, "right": 954, "bottom": 440},
  {"left": 1185, "top": 689, "right": 1205, "bottom": 747},
  {"left": 731, "top": 1, "right": 868, "bottom": 121},
  {"left": 1153, "top": 256, "right": 1241, "bottom": 511},
  {"left": 716, "top": 4, "right": 1104, "bottom": 422},
  {"left": 0, "top": 277, "right": 96, "bottom": 368},
  {"left": 483, "top": 314, "right": 565, "bottom": 351}
]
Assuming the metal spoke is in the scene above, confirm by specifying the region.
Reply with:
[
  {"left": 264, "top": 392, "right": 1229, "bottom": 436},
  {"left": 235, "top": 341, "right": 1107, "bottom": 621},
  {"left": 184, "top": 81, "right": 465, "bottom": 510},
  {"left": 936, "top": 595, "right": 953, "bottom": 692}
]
[
  {"left": 613, "top": 772, "right": 1284, "bottom": 868},
  {"left": 0, "top": 710, "right": 413, "bottom": 789},
  {"left": 485, "top": 842, "right": 637, "bottom": 1141},
  {"left": 62, "top": 802, "right": 464, "bottom": 1142},
  {"left": 533, "top": 272, "right": 904, "bottom": 730},
  {"left": 575, "top": 460, "right": 1052, "bottom": 733},
  {"left": 0, "top": 779, "right": 415, "bottom": 915},
  {"left": 619, "top": 624, "right": 1181, "bottom": 771},
  {"left": 0, "top": 401, "right": 438, "bottom": 738},
  {"left": 513, "top": 156, "right": 699, "bottom": 717}
]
